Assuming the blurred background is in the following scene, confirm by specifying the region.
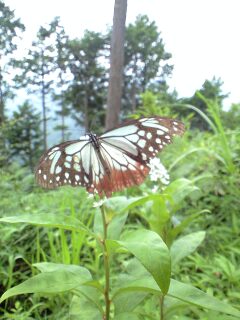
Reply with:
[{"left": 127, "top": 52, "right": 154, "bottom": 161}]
[{"left": 0, "top": 1, "right": 240, "bottom": 319}]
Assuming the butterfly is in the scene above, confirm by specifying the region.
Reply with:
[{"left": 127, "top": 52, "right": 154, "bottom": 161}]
[{"left": 35, "top": 117, "right": 184, "bottom": 198}]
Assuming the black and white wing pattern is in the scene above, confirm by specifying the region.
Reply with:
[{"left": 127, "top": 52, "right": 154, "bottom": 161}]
[{"left": 35, "top": 116, "right": 184, "bottom": 198}]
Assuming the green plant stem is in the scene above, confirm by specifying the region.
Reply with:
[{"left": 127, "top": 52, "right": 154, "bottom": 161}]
[
  {"left": 100, "top": 205, "right": 111, "bottom": 320},
  {"left": 160, "top": 294, "right": 165, "bottom": 320}
]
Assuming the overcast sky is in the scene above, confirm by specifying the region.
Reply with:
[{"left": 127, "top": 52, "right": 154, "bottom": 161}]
[{"left": 4, "top": 0, "right": 240, "bottom": 107}]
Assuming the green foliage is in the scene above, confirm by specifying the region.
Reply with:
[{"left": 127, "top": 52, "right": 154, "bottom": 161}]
[
  {"left": 123, "top": 15, "right": 173, "bottom": 112},
  {"left": 180, "top": 77, "right": 228, "bottom": 130},
  {"left": 0, "top": 0, "right": 25, "bottom": 137},
  {"left": 0, "top": 0, "right": 25, "bottom": 55},
  {"left": 64, "top": 31, "right": 107, "bottom": 132},
  {"left": 1, "top": 142, "right": 240, "bottom": 319},
  {"left": 221, "top": 103, "right": 240, "bottom": 130},
  {"left": 0, "top": 5, "right": 240, "bottom": 319},
  {"left": 6, "top": 101, "right": 43, "bottom": 170}
]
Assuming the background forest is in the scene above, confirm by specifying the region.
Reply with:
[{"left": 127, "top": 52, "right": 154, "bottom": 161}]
[{"left": 0, "top": 0, "right": 240, "bottom": 319}]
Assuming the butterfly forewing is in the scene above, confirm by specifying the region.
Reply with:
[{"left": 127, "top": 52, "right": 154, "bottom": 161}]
[
  {"left": 35, "top": 116, "right": 185, "bottom": 198},
  {"left": 36, "top": 138, "right": 92, "bottom": 190},
  {"left": 100, "top": 117, "right": 184, "bottom": 162}
]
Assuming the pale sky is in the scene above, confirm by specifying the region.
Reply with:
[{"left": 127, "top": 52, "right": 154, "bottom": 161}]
[{"left": 4, "top": 0, "right": 240, "bottom": 107}]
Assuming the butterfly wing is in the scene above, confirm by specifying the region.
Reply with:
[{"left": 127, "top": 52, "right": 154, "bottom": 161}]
[
  {"left": 94, "top": 116, "right": 184, "bottom": 196},
  {"left": 35, "top": 137, "right": 93, "bottom": 190},
  {"left": 100, "top": 116, "right": 184, "bottom": 161},
  {"left": 35, "top": 117, "right": 184, "bottom": 198}
]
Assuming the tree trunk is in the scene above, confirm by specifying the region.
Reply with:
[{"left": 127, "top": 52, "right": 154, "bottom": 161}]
[
  {"left": 41, "top": 50, "right": 47, "bottom": 151},
  {"left": 41, "top": 84, "right": 47, "bottom": 151},
  {"left": 84, "top": 91, "right": 89, "bottom": 132},
  {"left": 0, "top": 62, "right": 4, "bottom": 125},
  {"left": 105, "top": 0, "right": 128, "bottom": 130},
  {"left": 61, "top": 102, "right": 65, "bottom": 142}
]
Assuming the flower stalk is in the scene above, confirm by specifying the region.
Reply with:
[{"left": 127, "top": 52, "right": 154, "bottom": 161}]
[{"left": 100, "top": 204, "right": 111, "bottom": 320}]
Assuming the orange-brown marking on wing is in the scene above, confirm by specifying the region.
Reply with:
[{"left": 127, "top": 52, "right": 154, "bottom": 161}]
[{"left": 87, "top": 162, "right": 149, "bottom": 198}]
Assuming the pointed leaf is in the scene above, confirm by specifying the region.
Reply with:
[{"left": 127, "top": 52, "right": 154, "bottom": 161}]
[
  {"left": 70, "top": 294, "right": 102, "bottom": 320},
  {"left": 168, "top": 279, "right": 240, "bottom": 318},
  {"left": 170, "top": 231, "right": 206, "bottom": 265},
  {"left": 0, "top": 213, "right": 91, "bottom": 234},
  {"left": 116, "top": 229, "right": 171, "bottom": 294},
  {"left": 114, "top": 313, "right": 140, "bottom": 320},
  {"left": 0, "top": 264, "right": 92, "bottom": 303}
]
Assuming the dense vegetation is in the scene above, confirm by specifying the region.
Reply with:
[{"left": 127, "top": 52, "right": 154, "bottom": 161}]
[{"left": 1, "top": 1, "right": 240, "bottom": 319}]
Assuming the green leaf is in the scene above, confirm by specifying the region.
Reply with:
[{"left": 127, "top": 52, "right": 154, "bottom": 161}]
[
  {"left": 168, "top": 279, "right": 240, "bottom": 318},
  {"left": 108, "top": 212, "right": 128, "bottom": 240},
  {"left": 94, "top": 210, "right": 128, "bottom": 240},
  {"left": 113, "top": 276, "right": 240, "bottom": 318},
  {"left": 74, "top": 285, "right": 104, "bottom": 314},
  {"left": 70, "top": 294, "right": 102, "bottom": 320},
  {"left": 113, "top": 291, "right": 148, "bottom": 314},
  {"left": 104, "top": 196, "right": 141, "bottom": 214},
  {"left": 0, "top": 264, "right": 92, "bottom": 303},
  {"left": 170, "top": 210, "right": 209, "bottom": 239},
  {"left": 164, "top": 179, "right": 200, "bottom": 208},
  {"left": 170, "top": 231, "right": 206, "bottom": 265},
  {"left": 0, "top": 213, "right": 91, "bottom": 234},
  {"left": 114, "top": 313, "right": 140, "bottom": 320},
  {"left": 117, "top": 229, "right": 171, "bottom": 294}
]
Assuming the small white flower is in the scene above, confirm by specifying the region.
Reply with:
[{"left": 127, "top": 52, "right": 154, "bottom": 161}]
[
  {"left": 93, "top": 199, "right": 105, "bottom": 208},
  {"left": 151, "top": 185, "right": 159, "bottom": 193},
  {"left": 148, "top": 158, "right": 170, "bottom": 185}
]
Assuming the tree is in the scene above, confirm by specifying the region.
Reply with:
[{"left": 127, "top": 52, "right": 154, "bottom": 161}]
[
  {"left": 0, "top": 0, "right": 25, "bottom": 124},
  {"left": 105, "top": 0, "right": 128, "bottom": 130},
  {"left": 7, "top": 101, "right": 43, "bottom": 170},
  {"left": 181, "top": 77, "right": 228, "bottom": 130},
  {"left": 64, "top": 31, "right": 107, "bottom": 133},
  {"left": 14, "top": 24, "right": 57, "bottom": 150},
  {"left": 50, "top": 17, "right": 71, "bottom": 142},
  {"left": 123, "top": 15, "right": 173, "bottom": 112},
  {"left": 221, "top": 103, "right": 240, "bottom": 130},
  {"left": 0, "top": 1, "right": 25, "bottom": 167}
]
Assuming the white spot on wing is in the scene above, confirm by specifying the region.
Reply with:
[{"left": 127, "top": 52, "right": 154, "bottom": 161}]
[
  {"left": 55, "top": 165, "right": 62, "bottom": 174},
  {"left": 74, "top": 163, "right": 81, "bottom": 172},
  {"left": 64, "top": 162, "right": 71, "bottom": 169},
  {"left": 65, "top": 172, "right": 69, "bottom": 179},
  {"left": 142, "top": 153, "right": 147, "bottom": 160},
  {"left": 147, "top": 132, "right": 152, "bottom": 139},
  {"left": 138, "top": 139, "right": 146, "bottom": 148}
]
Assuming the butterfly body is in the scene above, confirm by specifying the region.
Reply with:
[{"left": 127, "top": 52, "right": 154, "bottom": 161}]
[{"left": 36, "top": 117, "right": 184, "bottom": 197}]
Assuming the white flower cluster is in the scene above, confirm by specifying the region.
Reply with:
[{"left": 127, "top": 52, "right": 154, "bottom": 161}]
[
  {"left": 148, "top": 157, "right": 170, "bottom": 185},
  {"left": 93, "top": 199, "right": 105, "bottom": 208}
]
